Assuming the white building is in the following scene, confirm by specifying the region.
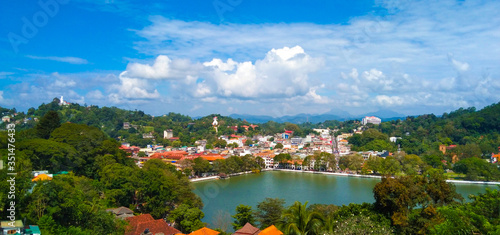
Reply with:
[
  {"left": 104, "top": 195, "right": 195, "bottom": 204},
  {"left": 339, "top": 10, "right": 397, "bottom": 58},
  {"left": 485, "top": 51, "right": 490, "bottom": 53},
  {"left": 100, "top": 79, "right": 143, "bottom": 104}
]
[
  {"left": 164, "top": 129, "right": 173, "bottom": 139},
  {"left": 362, "top": 116, "right": 381, "bottom": 125}
]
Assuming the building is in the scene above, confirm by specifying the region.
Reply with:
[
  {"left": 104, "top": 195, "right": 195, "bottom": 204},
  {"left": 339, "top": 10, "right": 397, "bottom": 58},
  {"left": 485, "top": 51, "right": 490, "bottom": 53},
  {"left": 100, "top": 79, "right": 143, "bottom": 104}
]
[
  {"left": 0, "top": 220, "right": 23, "bottom": 235},
  {"left": 59, "top": 96, "right": 70, "bottom": 106},
  {"left": 254, "top": 152, "right": 277, "bottom": 168},
  {"left": 389, "top": 137, "right": 402, "bottom": 143},
  {"left": 125, "top": 214, "right": 180, "bottom": 235},
  {"left": 142, "top": 132, "right": 154, "bottom": 139},
  {"left": 362, "top": 116, "right": 381, "bottom": 125},
  {"left": 234, "top": 223, "right": 260, "bottom": 235},
  {"left": 1, "top": 116, "right": 10, "bottom": 123},
  {"left": 164, "top": 129, "right": 174, "bottom": 139}
]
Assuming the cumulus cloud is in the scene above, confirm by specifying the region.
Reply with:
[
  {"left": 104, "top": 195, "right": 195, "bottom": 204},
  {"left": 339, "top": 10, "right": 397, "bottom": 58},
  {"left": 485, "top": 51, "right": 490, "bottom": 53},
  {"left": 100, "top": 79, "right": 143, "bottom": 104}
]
[
  {"left": 128, "top": 0, "right": 500, "bottom": 115},
  {"left": 125, "top": 55, "right": 201, "bottom": 80},
  {"left": 203, "top": 46, "right": 323, "bottom": 99},
  {"left": 108, "top": 72, "right": 161, "bottom": 103},
  {"left": 203, "top": 58, "right": 237, "bottom": 72}
]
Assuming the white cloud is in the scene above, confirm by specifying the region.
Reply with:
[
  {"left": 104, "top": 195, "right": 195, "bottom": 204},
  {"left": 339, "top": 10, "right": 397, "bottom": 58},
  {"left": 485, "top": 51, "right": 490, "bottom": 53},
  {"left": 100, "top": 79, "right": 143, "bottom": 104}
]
[
  {"left": 86, "top": 90, "right": 105, "bottom": 100},
  {"left": 203, "top": 46, "right": 323, "bottom": 99},
  {"left": 451, "top": 58, "right": 470, "bottom": 72},
  {"left": 0, "top": 72, "right": 14, "bottom": 79},
  {"left": 203, "top": 58, "right": 237, "bottom": 72},
  {"left": 362, "top": 69, "right": 385, "bottom": 81},
  {"left": 108, "top": 72, "right": 161, "bottom": 103},
  {"left": 52, "top": 72, "right": 76, "bottom": 88},
  {"left": 11, "top": 0, "right": 500, "bottom": 116},
  {"left": 125, "top": 55, "right": 201, "bottom": 80},
  {"left": 26, "top": 55, "right": 88, "bottom": 64},
  {"left": 375, "top": 95, "right": 404, "bottom": 106},
  {"left": 0, "top": 91, "right": 7, "bottom": 105}
]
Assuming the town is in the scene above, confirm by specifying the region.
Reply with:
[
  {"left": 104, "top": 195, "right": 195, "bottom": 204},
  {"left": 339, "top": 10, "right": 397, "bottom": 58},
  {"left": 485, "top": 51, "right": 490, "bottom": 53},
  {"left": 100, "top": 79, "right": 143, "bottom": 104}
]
[{"left": 120, "top": 116, "right": 394, "bottom": 175}]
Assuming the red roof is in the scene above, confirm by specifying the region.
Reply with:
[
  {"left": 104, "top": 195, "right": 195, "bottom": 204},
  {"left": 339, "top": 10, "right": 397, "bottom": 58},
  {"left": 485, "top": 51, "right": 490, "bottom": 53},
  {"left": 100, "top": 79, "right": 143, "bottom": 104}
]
[
  {"left": 126, "top": 214, "right": 154, "bottom": 229},
  {"left": 284, "top": 131, "right": 293, "bottom": 134},
  {"left": 126, "top": 214, "right": 180, "bottom": 235},
  {"left": 234, "top": 223, "right": 261, "bottom": 235},
  {"left": 150, "top": 151, "right": 188, "bottom": 160}
]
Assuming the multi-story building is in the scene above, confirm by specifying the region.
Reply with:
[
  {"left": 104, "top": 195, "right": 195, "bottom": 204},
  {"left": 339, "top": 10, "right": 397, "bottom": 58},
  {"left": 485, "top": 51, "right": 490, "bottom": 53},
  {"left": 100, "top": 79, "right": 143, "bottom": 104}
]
[{"left": 362, "top": 116, "right": 381, "bottom": 125}]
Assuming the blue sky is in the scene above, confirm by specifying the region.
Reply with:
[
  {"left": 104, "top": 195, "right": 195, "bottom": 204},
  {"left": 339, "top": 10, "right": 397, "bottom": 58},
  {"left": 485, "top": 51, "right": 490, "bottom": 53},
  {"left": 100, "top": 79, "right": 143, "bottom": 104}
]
[{"left": 1, "top": 0, "right": 499, "bottom": 117}]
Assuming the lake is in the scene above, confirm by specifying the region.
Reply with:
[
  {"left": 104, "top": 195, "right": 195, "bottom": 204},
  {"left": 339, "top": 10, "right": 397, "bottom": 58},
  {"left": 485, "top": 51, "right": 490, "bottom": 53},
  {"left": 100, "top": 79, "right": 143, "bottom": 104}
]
[{"left": 192, "top": 170, "right": 495, "bottom": 227}]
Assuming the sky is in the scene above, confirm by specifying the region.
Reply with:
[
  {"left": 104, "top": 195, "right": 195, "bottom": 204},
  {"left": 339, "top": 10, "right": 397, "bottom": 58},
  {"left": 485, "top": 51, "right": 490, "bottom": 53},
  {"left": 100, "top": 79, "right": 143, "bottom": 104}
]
[{"left": 1, "top": 0, "right": 499, "bottom": 118}]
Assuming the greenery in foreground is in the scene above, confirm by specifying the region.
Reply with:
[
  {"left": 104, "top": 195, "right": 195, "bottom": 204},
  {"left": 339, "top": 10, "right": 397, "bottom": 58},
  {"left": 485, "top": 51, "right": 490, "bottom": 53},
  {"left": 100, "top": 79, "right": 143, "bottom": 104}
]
[
  {"left": 0, "top": 111, "right": 203, "bottom": 234},
  {"left": 227, "top": 172, "right": 500, "bottom": 235},
  {"left": 1, "top": 100, "right": 500, "bottom": 233}
]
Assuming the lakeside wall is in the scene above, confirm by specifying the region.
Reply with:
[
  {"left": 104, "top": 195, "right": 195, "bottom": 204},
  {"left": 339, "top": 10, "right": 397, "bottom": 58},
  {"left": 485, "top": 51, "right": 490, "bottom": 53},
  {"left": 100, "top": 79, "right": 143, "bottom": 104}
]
[{"left": 190, "top": 168, "right": 500, "bottom": 185}]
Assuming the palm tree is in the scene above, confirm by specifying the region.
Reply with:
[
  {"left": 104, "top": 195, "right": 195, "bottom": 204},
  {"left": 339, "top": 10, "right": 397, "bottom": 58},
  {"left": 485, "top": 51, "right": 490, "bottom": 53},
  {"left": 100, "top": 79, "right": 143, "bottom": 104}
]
[{"left": 279, "top": 201, "right": 324, "bottom": 235}]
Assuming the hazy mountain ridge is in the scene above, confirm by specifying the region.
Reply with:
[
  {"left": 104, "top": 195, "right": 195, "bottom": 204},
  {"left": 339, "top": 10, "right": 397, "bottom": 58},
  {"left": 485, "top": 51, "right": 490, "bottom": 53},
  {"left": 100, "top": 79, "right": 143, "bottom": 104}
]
[{"left": 229, "top": 109, "right": 407, "bottom": 124}]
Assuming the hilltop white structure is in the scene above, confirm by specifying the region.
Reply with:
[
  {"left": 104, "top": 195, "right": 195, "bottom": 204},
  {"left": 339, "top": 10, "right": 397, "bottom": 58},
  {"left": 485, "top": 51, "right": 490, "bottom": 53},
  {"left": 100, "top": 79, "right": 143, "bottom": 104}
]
[{"left": 362, "top": 116, "right": 381, "bottom": 125}]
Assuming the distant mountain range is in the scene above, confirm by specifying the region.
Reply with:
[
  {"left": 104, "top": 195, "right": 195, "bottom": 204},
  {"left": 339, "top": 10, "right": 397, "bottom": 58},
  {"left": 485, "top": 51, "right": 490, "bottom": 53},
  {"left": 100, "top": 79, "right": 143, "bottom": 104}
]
[{"left": 228, "top": 109, "right": 407, "bottom": 124}]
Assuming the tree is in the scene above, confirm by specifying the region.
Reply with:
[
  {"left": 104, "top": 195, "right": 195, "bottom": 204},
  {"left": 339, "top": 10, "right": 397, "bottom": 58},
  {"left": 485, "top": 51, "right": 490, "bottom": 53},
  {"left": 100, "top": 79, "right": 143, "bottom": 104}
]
[
  {"left": 232, "top": 205, "right": 255, "bottom": 230},
  {"left": 255, "top": 198, "right": 286, "bottom": 229},
  {"left": 280, "top": 201, "right": 323, "bottom": 235},
  {"left": 245, "top": 139, "right": 254, "bottom": 146},
  {"left": 212, "top": 210, "right": 232, "bottom": 233},
  {"left": 373, "top": 171, "right": 462, "bottom": 233},
  {"left": 324, "top": 153, "right": 337, "bottom": 172},
  {"left": 366, "top": 156, "right": 383, "bottom": 174},
  {"left": 334, "top": 215, "right": 393, "bottom": 235},
  {"left": 214, "top": 139, "right": 227, "bottom": 148},
  {"left": 99, "top": 163, "right": 139, "bottom": 207},
  {"left": 193, "top": 157, "right": 212, "bottom": 176},
  {"left": 338, "top": 154, "right": 364, "bottom": 173},
  {"left": 18, "top": 139, "right": 80, "bottom": 172},
  {"left": 380, "top": 156, "right": 402, "bottom": 176},
  {"left": 453, "top": 157, "right": 500, "bottom": 181},
  {"left": 35, "top": 110, "right": 61, "bottom": 139},
  {"left": 275, "top": 143, "right": 284, "bottom": 149},
  {"left": 256, "top": 157, "right": 265, "bottom": 169},
  {"left": 169, "top": 204, "right": 205, "bottom": 233},
  {"left": 26, "top": 174, "right": 125, "bottom": 234},
  {"left": 137, "top": 159, "right": 203, "bottom": 218}
]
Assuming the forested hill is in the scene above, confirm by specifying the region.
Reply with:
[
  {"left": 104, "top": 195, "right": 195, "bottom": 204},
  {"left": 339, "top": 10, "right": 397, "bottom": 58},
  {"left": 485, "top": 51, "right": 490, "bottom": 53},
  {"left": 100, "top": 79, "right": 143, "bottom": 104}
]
[
  {"left": 1, "top": 98, "right": 500, "bottom": 156},
  {"left": 0, "top": 98, "right": 325, "bottom": 147},
  {"left": 363, "top": 102, "right": 500, "bottom": 156}
]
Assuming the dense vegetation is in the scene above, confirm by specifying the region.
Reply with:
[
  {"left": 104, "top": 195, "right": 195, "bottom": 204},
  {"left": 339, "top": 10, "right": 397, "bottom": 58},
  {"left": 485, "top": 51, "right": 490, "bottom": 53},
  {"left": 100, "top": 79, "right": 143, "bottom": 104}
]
[
  {"left": 1, "top": 99, "right": 500, "bottom": 234},
  {"left": 1, "top": 98, "right": 320, "bottom": 148},
  {"left": 226, "top": 172, "right": 500, "bottom": 234},
  {"left": 0, "top": 111, "right": 203, "bottom": 234}
]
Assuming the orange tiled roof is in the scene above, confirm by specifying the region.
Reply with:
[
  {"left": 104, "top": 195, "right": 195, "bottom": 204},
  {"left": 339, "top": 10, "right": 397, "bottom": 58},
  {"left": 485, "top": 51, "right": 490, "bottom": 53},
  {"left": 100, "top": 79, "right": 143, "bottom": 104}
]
[
  {"left": 188, "top": 227, "right": 220, "bottom": 235},
  {"left": 32, "top": 174, "right": 52, "bottom": 182},
  {"left": 201, "top": 155, "right": 225, "bottom": 161},
  {"left": 150, "top": 151, "right": 188, "bottom": 160},
  {"left": 259, "top": 225, "right": 283, "bottom": 235}
]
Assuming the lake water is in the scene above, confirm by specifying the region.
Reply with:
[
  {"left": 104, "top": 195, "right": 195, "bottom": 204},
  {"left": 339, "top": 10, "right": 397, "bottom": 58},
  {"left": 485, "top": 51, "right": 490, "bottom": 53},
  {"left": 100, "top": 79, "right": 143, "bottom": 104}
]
[{"left": 192, "top": 171, "right": 495, "bottom": 227}]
